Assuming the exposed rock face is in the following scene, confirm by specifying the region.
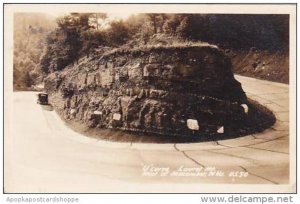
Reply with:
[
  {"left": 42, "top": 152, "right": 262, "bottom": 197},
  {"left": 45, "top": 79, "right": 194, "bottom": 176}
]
[{"left": 45, "top": 45, "right": 248, "bottom": 137}]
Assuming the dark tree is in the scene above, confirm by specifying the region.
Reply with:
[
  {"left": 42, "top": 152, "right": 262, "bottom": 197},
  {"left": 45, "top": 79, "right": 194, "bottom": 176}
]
[{"left": 107, "top": 20, "right": 130, "bottom": 45}]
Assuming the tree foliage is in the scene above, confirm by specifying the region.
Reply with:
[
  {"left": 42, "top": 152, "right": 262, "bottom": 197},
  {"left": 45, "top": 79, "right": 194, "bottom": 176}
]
[
  {"left": 40, "top": 13, "right": 289, "bottom": 74},
  {"left": 40, "top": 13, "right": 108, "bottom": 73},
  {"left": 106, "top": 20, "right": 130, "bottom": 45},
  {"left": 13, "top": 13, "right": 55, "bottom": 90},
  {"left": 14, "top": 12, "right": 289, "bottom": 90}
]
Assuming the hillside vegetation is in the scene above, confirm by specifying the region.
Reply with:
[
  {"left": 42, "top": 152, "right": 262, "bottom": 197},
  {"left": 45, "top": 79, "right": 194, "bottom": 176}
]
[
  {"left": 13, "top": 13, "right": 56, "bottom": 90},
  {"left": 13, "top": 13, "right": 289, "bottom": 90}
]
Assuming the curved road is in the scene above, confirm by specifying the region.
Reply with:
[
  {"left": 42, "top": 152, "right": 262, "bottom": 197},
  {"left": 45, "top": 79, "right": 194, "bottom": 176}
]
[{"left": 5, "top": 75, "right": 293, "bottom": 193}]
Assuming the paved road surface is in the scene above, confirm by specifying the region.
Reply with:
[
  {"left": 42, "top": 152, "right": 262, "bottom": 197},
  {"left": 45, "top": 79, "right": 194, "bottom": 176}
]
[{"left": 5, "top": 75, "right": 293, "bottom": 193}]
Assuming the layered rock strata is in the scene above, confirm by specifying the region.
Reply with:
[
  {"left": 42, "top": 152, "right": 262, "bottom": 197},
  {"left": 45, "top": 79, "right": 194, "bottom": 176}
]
[{"left": 45, "top": 45, "right": 248, "bottom": 137}]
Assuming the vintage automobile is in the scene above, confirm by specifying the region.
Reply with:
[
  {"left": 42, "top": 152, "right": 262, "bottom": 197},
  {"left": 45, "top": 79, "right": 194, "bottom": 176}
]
[{"left": 37, "top": 92, "right": 49, "bottom": 105}]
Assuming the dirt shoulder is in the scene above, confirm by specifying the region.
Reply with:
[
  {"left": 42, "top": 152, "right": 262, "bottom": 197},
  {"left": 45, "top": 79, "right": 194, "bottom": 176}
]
[{"left": 227, "top": 48, "right": 289, "bottom": 84}]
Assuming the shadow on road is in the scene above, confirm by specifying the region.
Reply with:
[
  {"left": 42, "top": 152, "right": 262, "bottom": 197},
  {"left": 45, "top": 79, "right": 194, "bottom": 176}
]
[{"left": 40, "top": 104, "right": 54, "bottom": 111}]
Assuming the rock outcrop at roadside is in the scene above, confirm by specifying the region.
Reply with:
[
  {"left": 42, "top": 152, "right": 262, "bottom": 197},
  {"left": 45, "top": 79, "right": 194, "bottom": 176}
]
[{"left": 45, "top": 44, "right": 248, "bottom": 137}]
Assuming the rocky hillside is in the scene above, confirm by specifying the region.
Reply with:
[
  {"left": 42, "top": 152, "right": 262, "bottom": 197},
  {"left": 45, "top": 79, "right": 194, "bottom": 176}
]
[
  {"left": 227, "top": 48, "right": 289, "bottom": 84},
  {"left": 44, "top": 44, "right": 257, "bottom": 137}
]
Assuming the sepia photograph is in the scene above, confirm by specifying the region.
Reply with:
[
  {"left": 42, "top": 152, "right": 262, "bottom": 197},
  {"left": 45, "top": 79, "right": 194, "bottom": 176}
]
[{"left": 3, "top": 3, "right": 296, "bottom": 194}]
